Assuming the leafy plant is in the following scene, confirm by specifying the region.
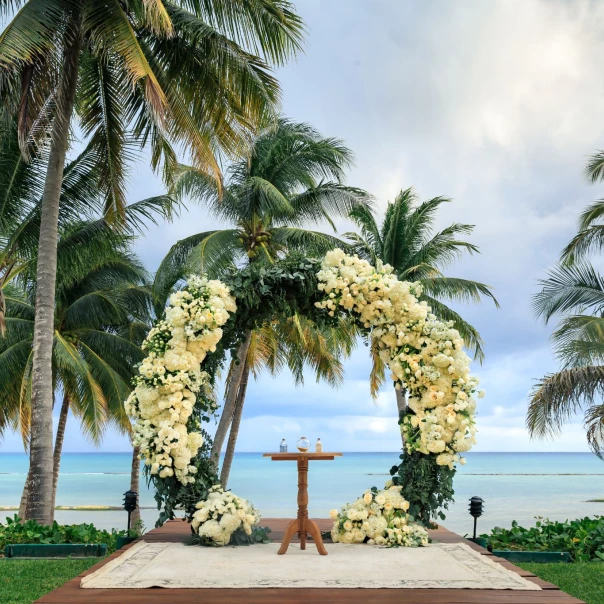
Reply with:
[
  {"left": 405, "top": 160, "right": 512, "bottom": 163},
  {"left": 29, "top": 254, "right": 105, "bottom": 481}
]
[
  {"left": 186, "top": 525, "right": 271, "bottom": 547},
  {"left": 390, "top": 451, "right": 455, "bottom": 526},
  {"left": 483, "top": 516, "right": 604, "bottom": 561},
  {"left": 0, "top": 515, "right": 129, "bottom": 553}
]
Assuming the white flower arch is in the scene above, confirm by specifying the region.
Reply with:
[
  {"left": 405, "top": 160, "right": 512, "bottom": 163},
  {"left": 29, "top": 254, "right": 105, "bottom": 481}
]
[{"left": 126, "top": 250, "right": 482, "bottom": 487}]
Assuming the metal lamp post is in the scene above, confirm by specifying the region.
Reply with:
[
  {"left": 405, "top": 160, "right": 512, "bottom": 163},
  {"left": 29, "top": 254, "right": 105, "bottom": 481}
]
[
  {"left": 123, "top": 490, "right": 138, "bottom": 534},
  {"left": 469, "top": 496, "right": 484, "bottom": 539}
]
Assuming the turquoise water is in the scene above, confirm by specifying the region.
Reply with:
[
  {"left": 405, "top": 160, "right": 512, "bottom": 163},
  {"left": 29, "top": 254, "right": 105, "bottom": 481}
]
[{"left": 1, "top": 452, "right": 602, "bottom": 535}]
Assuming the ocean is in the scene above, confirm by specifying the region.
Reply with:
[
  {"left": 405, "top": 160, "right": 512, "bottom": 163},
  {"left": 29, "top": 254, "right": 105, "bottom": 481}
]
[{"left": 1, "top": 452, "right": 602, "bottom": 536}]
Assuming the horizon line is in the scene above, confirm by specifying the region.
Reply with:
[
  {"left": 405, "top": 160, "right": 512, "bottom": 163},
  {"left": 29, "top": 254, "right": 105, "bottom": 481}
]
[{"left": 0, "top": 450, "right": 596, "bottom": 455}]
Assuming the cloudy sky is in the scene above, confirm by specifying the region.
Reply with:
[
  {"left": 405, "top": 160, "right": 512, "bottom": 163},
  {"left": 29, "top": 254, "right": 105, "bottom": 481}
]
[{"left": 4, "top": 0, "right": 604, "bottom": 453}]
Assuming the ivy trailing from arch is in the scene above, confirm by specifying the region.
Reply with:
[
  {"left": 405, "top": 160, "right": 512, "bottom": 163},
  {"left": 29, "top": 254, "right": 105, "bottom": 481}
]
[{"left": 126, "top": 251, "right": 482, "bottom": 527}]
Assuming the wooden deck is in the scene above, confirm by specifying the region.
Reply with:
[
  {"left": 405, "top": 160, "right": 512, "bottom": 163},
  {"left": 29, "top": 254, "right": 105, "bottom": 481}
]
[{"left": 36, "top": 518, "right": 585, "bottom": 603}]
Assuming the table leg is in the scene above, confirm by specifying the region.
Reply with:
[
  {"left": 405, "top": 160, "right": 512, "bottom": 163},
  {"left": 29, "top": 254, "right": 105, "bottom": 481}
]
[
  {"left": 277, "top": 457, "right": 328, "bottom": 555},
  {"left": 297, "top": 457, "right": 308, "bottom": 550},
  {"left": 277, "top": 519, "right": 299, "bottom": 555}
]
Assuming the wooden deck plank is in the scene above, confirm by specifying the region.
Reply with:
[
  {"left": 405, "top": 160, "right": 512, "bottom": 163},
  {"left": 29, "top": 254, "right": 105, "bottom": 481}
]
[{"left": 34, "top": 519, "right": 585, "bottom": 604}]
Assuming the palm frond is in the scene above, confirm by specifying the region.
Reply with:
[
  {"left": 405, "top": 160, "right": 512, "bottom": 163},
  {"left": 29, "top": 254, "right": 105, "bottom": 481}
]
[
  {"left": 532, "top": 262, "right": 604, "bottom": 323},
  {"left": 551, "top": 315, "right": 604, "bottom": 368},
  {"left": 419, "top": 276, "right": 499, "bottom": 308},
  {"left": 84, "top": 0, "right": 167, "bottom": 120},
  {"left": 528, "top": 365, "right": 604, "bottom": 457},
  {"left": 561, "top": 200, "right": 604, "bottom": 263},
  {"left": 585, "top": 151, "right": 604, "bottom": 183}
]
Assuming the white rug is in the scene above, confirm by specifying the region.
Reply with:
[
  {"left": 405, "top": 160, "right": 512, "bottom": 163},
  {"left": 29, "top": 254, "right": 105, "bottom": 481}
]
[{"left": 81, "top": 541, "right": 540, "bottom": 590}]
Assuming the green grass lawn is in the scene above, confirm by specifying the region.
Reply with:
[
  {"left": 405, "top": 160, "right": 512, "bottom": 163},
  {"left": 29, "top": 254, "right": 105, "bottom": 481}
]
[
  {"left": 0, "top": 558, "right": 99, "bottom": 603},
  {"left": 518, "top": 562, "right": 604, "bottom": 604}
]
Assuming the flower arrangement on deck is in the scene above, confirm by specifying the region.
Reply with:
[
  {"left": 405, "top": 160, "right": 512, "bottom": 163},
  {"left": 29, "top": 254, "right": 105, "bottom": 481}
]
[
  {"left": 330, "top": 483, "right": 429, "bottom": 547},
  {"left": 189, "top": 486, "right": 269, "bottom": 547}
]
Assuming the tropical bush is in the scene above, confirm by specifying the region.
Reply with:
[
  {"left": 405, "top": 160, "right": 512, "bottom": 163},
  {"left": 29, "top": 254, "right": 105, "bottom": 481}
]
[
  {"left": 0, "top": 515, "right": 129, "bottom": 554},
  {"left": 483, "top": 517, "right": 604, "bottom": 561}
]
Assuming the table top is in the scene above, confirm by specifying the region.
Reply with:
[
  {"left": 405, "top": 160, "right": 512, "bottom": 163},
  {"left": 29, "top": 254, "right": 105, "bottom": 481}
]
[{"left": 263, "top": 452, "right": 342, "bottom": 461}]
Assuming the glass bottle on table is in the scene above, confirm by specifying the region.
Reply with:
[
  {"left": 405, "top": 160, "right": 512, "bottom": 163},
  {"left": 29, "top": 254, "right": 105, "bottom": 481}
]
[
  {"left": 296, "top": 436, "right": 310, "bottom": 452},
  {"left": 280, "top": 439, "right": 287, "bottom": 453},
  {"left": 315, "top": 438, "right": 322, "bottom": 452}
]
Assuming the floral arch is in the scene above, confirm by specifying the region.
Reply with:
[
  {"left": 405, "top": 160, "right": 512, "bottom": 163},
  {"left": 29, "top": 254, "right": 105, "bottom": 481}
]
[{"left": 126, "top": 250, "right": 482, "bottom": 526}]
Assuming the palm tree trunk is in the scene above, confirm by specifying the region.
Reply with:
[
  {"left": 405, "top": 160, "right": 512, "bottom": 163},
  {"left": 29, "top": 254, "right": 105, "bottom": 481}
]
[
  {"left": 51, "top": 393, "right": 70, "bottom": 511},
  {"left": 26, "top": 29, "right": 82, "bottom": 524},
  {"left": 210, "top": 331, "right": 251, "bottom": 470},
  {"left": 18, "top": 466, "right": 32, "bottom": 520},
  {"left": 219, "top": 361, "right": 249, "bottom": 488},
  {"left": 396, "top": 387, "right": 407, "bottom": 448},
  {"left": 129, "top": 445, "right": 141, "bottom": 531}
]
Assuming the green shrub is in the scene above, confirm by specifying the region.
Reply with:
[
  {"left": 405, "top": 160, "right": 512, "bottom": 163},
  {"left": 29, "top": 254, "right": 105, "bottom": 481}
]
[
  {"left": 0, "top": 515, "right": 129, "bottom": 553},
  {"left": 482, "top": 516, "right": 604, "bottom": 561}
]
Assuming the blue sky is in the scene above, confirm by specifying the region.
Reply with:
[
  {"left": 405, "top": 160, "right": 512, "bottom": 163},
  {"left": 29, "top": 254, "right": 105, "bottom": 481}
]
[{"left": 3, "top": 0, "right": 604, "bottom": 453}]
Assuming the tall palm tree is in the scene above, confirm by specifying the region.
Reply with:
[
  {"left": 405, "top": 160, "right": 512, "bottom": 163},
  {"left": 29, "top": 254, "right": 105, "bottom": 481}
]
[
  {"left": 1, "top": 221, "right": 153, "bottom": 515},
  {"left": 345, "top": 188, "right": 498, "bottom": 436},
  {"left": 528, "top": 263, "right": 604, "bottom": 456},
  {"left": 154, "top": 118, "right": 372, "bottom": 481},
  {"left": 0, "top": 0, "right": 303, "bottom": 523}
]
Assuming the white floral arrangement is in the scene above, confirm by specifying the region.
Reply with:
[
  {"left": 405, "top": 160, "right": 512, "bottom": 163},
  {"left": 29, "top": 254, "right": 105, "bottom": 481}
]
[
  {"left": 330, "top": 483, "right": 429, "bottom": 547},
  {"left": 125, "top": 276, "right": 236, "bottom": 484},
  {"left": 190, "top": 486, "right": 262, "bottom": 546},
  {"left": 315, "top": 249, "right": 483, "bottom": 468}
]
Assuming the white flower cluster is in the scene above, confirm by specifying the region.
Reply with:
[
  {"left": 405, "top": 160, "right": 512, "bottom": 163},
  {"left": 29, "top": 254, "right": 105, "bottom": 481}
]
[
  {"left": 330, "top": 482, "right": 429, "bottom": 547},
  {"left": 316, "top": 249, "right": 483, "bottom": 468},
  {"left": 191, "top": 486, "right": 260, "bottom": 546},
  {"left": 125, "top": 276, "right": 236, "bottom": 484}
]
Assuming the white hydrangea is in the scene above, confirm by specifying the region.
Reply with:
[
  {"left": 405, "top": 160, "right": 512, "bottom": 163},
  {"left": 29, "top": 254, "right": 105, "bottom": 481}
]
[
  {"left": 316, "top": 249, "right": 481, "bottom": 468},
  {"left": 126, "top": 276, "right": 236, "bottom": 485},
  {"left": 191, "top": 486, "right": 261, "bottom": 546},
  {"left": 331, "top": 483, "right": 429, "bottom": 547}
]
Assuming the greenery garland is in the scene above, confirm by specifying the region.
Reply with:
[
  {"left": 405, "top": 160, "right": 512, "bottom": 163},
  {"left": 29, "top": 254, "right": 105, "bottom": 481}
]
[{"left": 128, "top": 252, "right": 482, "bottom": 527}]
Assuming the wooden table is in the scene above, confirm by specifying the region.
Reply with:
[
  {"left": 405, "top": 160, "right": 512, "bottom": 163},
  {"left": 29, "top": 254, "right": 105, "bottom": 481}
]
[{"left": 263, "top": 452, "right": 342, "bottom": 555}]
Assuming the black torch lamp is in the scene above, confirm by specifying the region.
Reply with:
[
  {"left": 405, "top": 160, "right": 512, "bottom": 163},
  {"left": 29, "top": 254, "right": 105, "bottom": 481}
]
[
  {"left": 123, "top": 490, "right": 138, "bottom": 533},
  {"left": 469, "top": 496, "right": 484, "bottom": 539}
]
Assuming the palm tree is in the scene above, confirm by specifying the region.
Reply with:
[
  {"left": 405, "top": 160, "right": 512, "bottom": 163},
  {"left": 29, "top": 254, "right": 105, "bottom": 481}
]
[
  {"left": 0, "top": 0, "right": 303, "bottom": 523},
  {"left": 528, "top": 263, "right": 604, "bottom": 456},
  {"left": 1, "top": 220, "right": 154, "bottom": 515},
  {"left": 154, "top": 118, "right": 372, "bottom": 482},
  {"left": 345, "top": 188, "right": 498, "bottom": 437},
  {"left": 528, "top": 151, "right": 604, "bottom": 455}
]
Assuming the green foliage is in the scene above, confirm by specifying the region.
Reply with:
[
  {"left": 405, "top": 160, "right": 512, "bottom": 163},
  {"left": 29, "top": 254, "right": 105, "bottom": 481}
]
[
  {"left": 0, "top": 515, "right": 128, "bottom": 554},
  {"left": 517, "top": 562, "right": 604, "bottom": 604},
  {"left": 529, "top": 260, "right": 604, "bottom": 457},
  {"left": 390, "top": 451, "right": 455, "bottom": 526},
  {"left": 149, "top": 428, "right": 218, "bottom": 527},
  {"left": 186, "top": 525, "right": 271, "bottom": 547},
  {"left": 483, "top": 517, "right": 604, "bottom": 562},
  {"left": 0, "top": 558, "right": 99, "bottom": 604}
]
